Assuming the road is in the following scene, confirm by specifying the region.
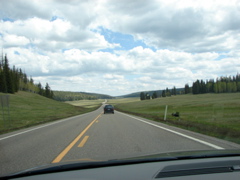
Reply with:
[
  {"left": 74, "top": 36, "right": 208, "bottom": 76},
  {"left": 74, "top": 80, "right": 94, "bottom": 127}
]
[{"left": 1, "top": 105, "right": 240, "bottom": 176}]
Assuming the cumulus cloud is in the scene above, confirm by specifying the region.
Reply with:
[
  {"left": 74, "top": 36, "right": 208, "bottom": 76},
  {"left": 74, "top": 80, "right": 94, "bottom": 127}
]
[
  {"left": 1, "top": 0, "right": 239, "bottom": 96},
  {"left": 96, "top": 0, "right": 240, "bottom": 53}
]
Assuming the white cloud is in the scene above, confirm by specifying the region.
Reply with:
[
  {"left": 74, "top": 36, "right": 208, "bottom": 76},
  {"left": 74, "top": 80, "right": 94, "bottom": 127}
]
[
  {"left": 3, "top": 34, "right": 30, "bottom": 47},
  {"left": 103, "top": 74, "right": 124, "bottom": 80},
  {"left": 1, "top": 0, "right": 239, "bottom": 96}
]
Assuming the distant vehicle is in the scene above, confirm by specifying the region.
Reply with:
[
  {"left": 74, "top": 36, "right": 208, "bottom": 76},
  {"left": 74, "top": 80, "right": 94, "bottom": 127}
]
[{"left": 104, "top": 104, "right": 114, "bottom": 114}]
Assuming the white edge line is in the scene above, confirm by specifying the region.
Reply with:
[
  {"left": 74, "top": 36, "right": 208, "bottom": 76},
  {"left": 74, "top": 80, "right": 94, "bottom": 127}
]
[
  {"left": 0, "top": 113, "right": 88, "bottom": 141},
  {"left": 117, "top": 111, "right": 224, "bottom": 150}
]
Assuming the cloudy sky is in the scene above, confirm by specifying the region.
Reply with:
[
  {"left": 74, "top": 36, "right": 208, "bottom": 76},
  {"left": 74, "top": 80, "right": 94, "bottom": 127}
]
[{"left": 0, "top": 0, "right": 240, "bottom": 96}]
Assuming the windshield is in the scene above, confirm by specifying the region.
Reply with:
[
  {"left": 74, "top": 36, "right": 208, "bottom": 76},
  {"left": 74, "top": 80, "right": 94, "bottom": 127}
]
[{"left": 0, "top": 0, "right": 240, "bottom": 177}]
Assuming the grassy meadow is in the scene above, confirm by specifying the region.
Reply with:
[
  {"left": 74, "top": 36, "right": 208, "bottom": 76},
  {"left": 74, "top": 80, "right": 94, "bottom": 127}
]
[
  {"left": 111, "top": 93, "right": 240, "bottom": 143},
  {"left": 0, "top": 91, "right": 102, "bottom": 134},
  {"left": 65, "top": 99, "right": 105, "bottom": 108}
]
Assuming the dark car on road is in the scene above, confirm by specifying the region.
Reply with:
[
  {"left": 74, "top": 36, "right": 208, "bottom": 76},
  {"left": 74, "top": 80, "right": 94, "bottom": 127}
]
[{"left": 104, "top": 104, "right": 114, "bottom": 114}]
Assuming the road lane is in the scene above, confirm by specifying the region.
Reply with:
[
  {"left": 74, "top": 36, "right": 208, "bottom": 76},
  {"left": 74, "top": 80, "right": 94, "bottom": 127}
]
[
  {"left": 1, "top": 106, "right": 240, "bottom": 176},
  {"left": 59, "top": 110, "right": 240, "bottom": 162},
  {"left": 0, "top": 108, "right": 103, "bottom": 176},
  {"left": 52, "top": 113, "right": 102, "bottom": 163}
]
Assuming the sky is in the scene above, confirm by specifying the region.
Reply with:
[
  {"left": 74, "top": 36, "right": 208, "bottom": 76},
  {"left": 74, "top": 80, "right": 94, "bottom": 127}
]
[{"left": 0, "top": 0, "right": 240, "bottom": 96}]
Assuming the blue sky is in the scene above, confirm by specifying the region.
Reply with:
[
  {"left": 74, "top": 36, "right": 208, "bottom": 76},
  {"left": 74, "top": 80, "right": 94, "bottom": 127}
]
[{"left": 98, "top": 27, "right": 153, "bottom": 53}]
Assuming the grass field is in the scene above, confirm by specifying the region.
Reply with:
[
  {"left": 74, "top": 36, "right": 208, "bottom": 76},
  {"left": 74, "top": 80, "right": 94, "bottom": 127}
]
[
  {"left": 107, "top": 97, "right": 140, "bottom": 105},
  {"left": 112, "top": 93, "right": 240, "bottom": 144},
  {"left": 65, "top": 99, "right": 105, "bottom": 108},
  {"left": 0, "top": 91, "right": 102, "bottom": 134}
]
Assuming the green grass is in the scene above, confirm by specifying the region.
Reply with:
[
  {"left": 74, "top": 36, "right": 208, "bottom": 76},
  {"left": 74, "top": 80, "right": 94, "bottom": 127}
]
[
  {"left": 114, "top": 93, "right": 240, "bottom": 144},
  {"left": 107, "top": 97, "right": 140, "bottom": 105},
  {"left": 65, "top": 99, "right": 105, "bottom": 108},
  {"left": 0, "top": 91, "right": 102, "bottom": 134}
]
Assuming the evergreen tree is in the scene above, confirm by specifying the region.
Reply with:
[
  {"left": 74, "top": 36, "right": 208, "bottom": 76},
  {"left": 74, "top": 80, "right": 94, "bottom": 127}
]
[
  {"left": 200, "top": 80, "right": 206, "bottom": 93},
  {"left": 162, "top": 90, "right": 166, "bottom": 97},
  {"left": 237, "top": 82, "right": 240, "bottom": 92},
  {"left": 166, "top": 87, "right": 171, "bottom": 96},
  {"left": 44, "top": 83, "right": 51, "bottom": 98},
  {"left": 152, "top": 91, "right": 158, "bottom": 99},
  {"left": 140, "top": 92, "right": 145, "bottom": 100},
  {"left": 184, "top": 84, "right": 190, "bottom": 94},
  {"left": 145, "top": 93, "right": 151, "bottom": 100},
  {"left": 12, "top": 66, "right": 19, "bottom": 92},
  {"left": 172, "top": 86, "right": 177, "bottom": 95},
  {"left": 192, "top": 80, "right": 200, "bottom": 94},
  {"left": 37, "top": 82, "right": 44, "bottom": 95},
  {"left": 3, "top": 55, "right": 14, "bottom": 93},
  {"left": 0, "top": 58, "right": 7, "bottom": 93}
]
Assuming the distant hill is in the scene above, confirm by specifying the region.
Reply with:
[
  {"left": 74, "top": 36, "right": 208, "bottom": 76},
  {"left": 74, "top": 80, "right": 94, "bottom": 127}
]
[
  {"left": 53, "top": 91, "right": 114, "bottom": 101},
  {"left": 53, "top": 88, "right": 184, "bottom": 101},
  {"left": 117, "top": 88, "right": 184, "bottom": 98}
]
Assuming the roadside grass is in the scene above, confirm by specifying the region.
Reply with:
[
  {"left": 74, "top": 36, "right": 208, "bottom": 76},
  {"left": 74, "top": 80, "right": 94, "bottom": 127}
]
[
  {"left": 113, "top": 93, "right": 240, "bottom": 144},
  {"left": 0, "top": 91, "right": 101, "bottom": 134}
]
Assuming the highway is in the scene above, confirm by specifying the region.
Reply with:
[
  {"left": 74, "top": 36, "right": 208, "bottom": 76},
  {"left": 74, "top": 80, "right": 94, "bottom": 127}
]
[{"left": 1, "top": 105, "right": 240, "bottom": 176}]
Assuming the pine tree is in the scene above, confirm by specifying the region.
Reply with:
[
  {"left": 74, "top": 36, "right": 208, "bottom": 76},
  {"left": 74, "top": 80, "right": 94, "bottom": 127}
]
[
  {"left": 3, "top": 55, "right": 14, "bottom": 93},
  {"left": 44, "top": 83, "right": 51, "bottom": 98},
  {"left": 192, "top": 80, "right": 200, "bottom": 94},
  {"left": 145, "top": 93, "right": 151, "bottom": 100},
  {"left": 162, "top": 90, "right": 166, "bottom": 97},
  {"left": 140, "top": 92, "right": 145, "bottom": 100},
  {"left": 152, "top": 91, "right": 158, "bottom": 99},
  {"left": 172, "top": 86, "right": 177, "bottom": 95},
  {"left": 184, "top": 84, "right": 190, "bottom": 94},
  {"left": 0, "top": 58, "right": 7, "bottom": 93}
]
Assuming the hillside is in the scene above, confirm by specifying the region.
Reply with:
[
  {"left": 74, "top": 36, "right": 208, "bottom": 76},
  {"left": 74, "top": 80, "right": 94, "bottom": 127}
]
[
  {"left": 118, "top": 88, "right": 184, "bottom": 98},
  {"left": 0, "top": 91, "right": 101, "bottom": 134},
  {"left": 53, "top": 91, "right": 114, "bottom": 101}
]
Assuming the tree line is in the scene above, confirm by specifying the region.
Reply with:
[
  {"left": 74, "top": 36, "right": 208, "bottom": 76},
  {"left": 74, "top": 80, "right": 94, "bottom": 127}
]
[
  {"left": 53, "top": 91, "right": 98, "bottom": 101},
  {"left": 140, "top": 73, "right": 240, "bottom": 100},
  {"left": 53, "top": 91, "right": 115, "bottom": 101},
  {"left": 140, "top": 86, "right": 177, "bottom": 100},
  {"left": 186, "top": 74, "right": 240, "bottom": 94},
  {"left": 0, "top": 55, "right": 54, "bottom": 99}
]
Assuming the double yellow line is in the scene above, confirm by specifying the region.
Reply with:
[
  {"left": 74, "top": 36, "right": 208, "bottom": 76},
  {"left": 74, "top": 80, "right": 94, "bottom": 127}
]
[{"left": 52, "top": 113, "right": 102, "bottom": 163}]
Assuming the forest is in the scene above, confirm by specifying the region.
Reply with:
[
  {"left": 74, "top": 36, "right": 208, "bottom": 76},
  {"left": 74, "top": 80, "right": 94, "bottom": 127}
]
[
  {"left": 188, "top": 75, "right": 240, "bottom": 94},
  {"left": 140, "top": 73, "right": 240, "bottom": 100},
  {"left": 0, "top": 55, "right": 54, "bottom": 99}
]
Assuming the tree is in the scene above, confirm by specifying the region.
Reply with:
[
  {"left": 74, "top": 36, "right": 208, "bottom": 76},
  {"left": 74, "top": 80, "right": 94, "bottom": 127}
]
[
  {"left": 237, "top": 82, "right": 240, "bottom": 92},
  {"left": 200, "top": 80, "right": 206, "bottom": 93},
  {"left": 3, "top": 55, "right": 14, "bottom": 93},
  {"left": 192, "top": 80, "right": 200, "bottom": 94},
  {"left": 0, "top": 58, "right": 7, "bottom": 93},
  {"left": 145, "top": 93, "right": 151, "bottom": 100},
  {"left": 184, "top": 84, "right": 190, "bottom": 94},
  {"left": 12, "top": 65, "right": 20, "bottom": 92},
  {"left": 172, "top": 86, "right": 177, "bottom": 95},
  {"left": 37, "top": 82, "right": 44, "bottom": 95},
  {"left": 140, "top": 92, "right": 145, "bottom": 100},
  {"left": 162, "top": 90, "right": 166, "bottom": 97},
  {"left": 44, "top": 83, "right": 53, "bottom": 98},
  {"left": 152, "top": 91, "right": 158, "bottom": 99},
  {"left": 166, "top": 87, "right": 171, "bottom": 96}
]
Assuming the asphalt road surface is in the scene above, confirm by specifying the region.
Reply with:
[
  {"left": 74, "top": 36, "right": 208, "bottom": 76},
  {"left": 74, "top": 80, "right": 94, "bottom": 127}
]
[{"left": 1, "top": 105, "right": 240, "bottom": 176}]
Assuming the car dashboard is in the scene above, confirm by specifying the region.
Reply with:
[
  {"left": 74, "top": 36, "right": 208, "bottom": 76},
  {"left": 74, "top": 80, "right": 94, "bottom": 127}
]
[{"left": 4, "top": 155, "right": 240, "bottom": 180}]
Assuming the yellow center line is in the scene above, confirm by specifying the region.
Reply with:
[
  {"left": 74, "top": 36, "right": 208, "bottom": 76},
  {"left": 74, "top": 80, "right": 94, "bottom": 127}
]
[
  {"left": 78, "top": 136, "right": 89, "bottom": 147},
  {"left": 52, "top": 113, "right": 102, "bottom": 163}
]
